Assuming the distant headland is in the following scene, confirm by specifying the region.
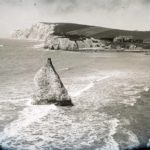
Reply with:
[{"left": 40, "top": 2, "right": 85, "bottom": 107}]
[{"left": 12, "top": 22, "right": 150, "bottom": 52}]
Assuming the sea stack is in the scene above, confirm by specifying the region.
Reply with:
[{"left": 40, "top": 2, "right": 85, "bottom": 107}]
[{"left": 32, "top": 58, "right": 73, "bottom": 106}]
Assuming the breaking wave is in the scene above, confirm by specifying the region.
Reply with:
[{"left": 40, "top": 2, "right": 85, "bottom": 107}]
[{"left": 0, "top": 106, "right": 120, "bottom": 150}]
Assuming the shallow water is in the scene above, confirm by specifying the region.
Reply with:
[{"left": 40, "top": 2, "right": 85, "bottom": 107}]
[{"left": 0, "top": 39, "right": 150, "bottom": 150}]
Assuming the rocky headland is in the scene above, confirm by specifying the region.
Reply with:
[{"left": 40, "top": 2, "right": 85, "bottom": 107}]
[{"left": 12, "top": 22, "right": 150, "bottom": 51}]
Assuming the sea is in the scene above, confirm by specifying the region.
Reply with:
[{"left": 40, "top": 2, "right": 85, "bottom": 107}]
[{"left": 0, "top": 38, "right": 150, "bottom": 150}]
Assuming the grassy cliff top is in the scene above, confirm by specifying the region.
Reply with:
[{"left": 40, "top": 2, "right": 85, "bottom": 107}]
[{"left": 41, "top": 22, "right": 150, "bottom": 41}]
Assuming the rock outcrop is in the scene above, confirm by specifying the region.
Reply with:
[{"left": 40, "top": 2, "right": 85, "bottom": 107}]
[
  {"left": 44, "top": 36, "right": 109, "bottom": 50},
  {"left": 32, "top": 58, "right": 73, "bottom": 106}
]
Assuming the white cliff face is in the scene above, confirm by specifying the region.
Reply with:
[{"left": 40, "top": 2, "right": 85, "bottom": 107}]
[
  {"left": 45, "top": 36, "right": 78, "bottom": 50},
  {"left": 32, "top": 58, "right": 73, "bottom": 106},
  {"left": 27, "top": 23, "right": 56, "bottom": 41},
  {"left": 45, "top": 36, "right": 109, "bottom": 50},
  {"left": 12, "top": 23, "right": 56, "bottom": 41}
]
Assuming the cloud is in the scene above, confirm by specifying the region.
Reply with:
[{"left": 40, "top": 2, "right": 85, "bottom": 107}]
[{"left": 0, "top": 0, "right": 150, "bottom": 37}]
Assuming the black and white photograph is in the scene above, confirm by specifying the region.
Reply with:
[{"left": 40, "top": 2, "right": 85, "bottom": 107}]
[{"left": 0, "top": 0, "right": 150, "bottom": 150}]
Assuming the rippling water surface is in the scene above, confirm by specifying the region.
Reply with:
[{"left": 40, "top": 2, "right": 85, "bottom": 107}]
[{"left": 0, "top": 39, "right": 150, "bottom": 150}]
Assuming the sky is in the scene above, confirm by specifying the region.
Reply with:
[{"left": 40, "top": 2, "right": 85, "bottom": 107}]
[{"left": 0, "top": 0, "right": 150, "bottom": 37}]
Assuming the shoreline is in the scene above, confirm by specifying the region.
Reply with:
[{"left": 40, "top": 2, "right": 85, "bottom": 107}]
[
  {"left": 48, "top": 48, "right": 150, "bottom": 53},
  {"left": 1, "top": 38, "right": 150, "bottom": 53}
]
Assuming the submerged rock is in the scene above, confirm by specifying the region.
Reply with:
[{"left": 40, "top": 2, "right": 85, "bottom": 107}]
[{"left": 32, "top": 58, "right": 73, "bottom": 106}]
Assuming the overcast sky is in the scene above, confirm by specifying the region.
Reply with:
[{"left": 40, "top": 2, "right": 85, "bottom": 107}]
[{"left": 0, "top": 0, "right": 150, "bottom": 37}]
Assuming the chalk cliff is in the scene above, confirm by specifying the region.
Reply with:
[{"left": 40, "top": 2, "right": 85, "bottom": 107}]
[
  {"left": 44, "top": 36, "right": 108, "bottom": 50},
  {"left": 12, "top": 23, "right": 56, "bottom": 41}
]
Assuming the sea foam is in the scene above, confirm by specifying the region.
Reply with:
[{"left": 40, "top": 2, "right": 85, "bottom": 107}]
[
  {"left": 101, "top": 118, "right": 119, "bottom": 150},
  {"left": 0, "top": 104, "right": 57, "bottom": 138},
  {"left": 71, "top": 71, "right": 122, "bottom": 97},
  {"left": 0, "top": 111, "right": 120, "bottom": 150},
  {"left": 33, "top": 44, "right": 44, "bottom": 49}
]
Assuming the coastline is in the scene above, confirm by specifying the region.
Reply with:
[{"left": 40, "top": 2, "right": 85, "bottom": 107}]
[
  {"left": 1, "top": 38, "right": 150, "bottom": 54},
  {"left": 49, "top": 48, "right": 150, "bottom": 53}
]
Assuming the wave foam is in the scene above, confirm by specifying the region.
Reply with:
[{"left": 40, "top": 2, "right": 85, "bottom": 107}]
[
  {"left": 120, "top": 129, "right": 140, "bottom": 149},
  {"left": 59, "top": 67, "right": 70, "bottom": 72},
  {"left": 0, "top": 107, "right": 120, "bottom": 150},
  {"left": 101, "top": 118, "right": 119, "bottom": 150},
  {"left": 0, "top": 105, "right": 57, "bottom": 139},
  {"left": 71, "top": 72, "right": 121, "bottom": 97},
  {"left": 147, "top": 139, "right": 150, "bottom": 147},
  {"left": 33, "top": 44, "right": 44, "bottom": 49},
  {"left": 144, "top": 86, "right": 149, "bottom": 92}
]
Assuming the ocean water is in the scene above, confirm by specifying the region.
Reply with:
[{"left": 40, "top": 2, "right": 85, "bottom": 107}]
[{"left": 0, "top": 39, "right": 150, "bottom": 150}]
